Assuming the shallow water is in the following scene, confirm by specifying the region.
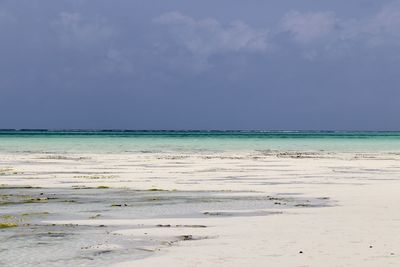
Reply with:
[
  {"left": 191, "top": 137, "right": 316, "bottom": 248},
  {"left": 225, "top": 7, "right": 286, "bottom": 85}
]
[
  {"left": 0, "top": 187, "right": 330, "bottom": 267},
  {"left": 1, "top": 130, "right": 400, "bottom": 153}
]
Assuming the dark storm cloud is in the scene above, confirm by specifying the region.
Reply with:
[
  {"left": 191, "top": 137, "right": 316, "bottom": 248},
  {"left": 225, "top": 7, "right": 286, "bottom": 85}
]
[{"left": 0, "top": 0, "right": 400, "bottom": 130}]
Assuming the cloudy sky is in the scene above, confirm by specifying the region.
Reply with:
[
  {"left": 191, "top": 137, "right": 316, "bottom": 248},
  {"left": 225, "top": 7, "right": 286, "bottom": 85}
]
[{"left": 1, "top": 0, "right": 400, "bottom": 130}]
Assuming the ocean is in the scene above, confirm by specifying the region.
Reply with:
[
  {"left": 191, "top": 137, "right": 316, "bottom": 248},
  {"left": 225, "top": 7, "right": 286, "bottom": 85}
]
[{"left": 1, "top": 130, "right": 400, "bottom": 153}]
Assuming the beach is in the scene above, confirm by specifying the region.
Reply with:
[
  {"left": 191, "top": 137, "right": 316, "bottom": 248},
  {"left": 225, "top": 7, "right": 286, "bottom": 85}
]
[{"left": 1, "top": 131, "right": 400, "bottom": 266}]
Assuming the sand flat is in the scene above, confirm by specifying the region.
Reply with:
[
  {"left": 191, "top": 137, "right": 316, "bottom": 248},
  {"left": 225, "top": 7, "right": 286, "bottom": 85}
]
[{"left": 1, "top": 150, "right": 400, "bottom": 266}]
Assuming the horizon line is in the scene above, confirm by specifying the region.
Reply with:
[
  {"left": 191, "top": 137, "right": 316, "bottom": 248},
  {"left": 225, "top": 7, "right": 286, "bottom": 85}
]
[{"left": 1, "top": 129, "right": 400, "bottom": 133}]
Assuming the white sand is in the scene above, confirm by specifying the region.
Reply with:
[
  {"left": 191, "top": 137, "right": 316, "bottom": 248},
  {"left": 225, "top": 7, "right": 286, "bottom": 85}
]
[{"left": 2, "top": 150, "right": 400, "bottom": 266}]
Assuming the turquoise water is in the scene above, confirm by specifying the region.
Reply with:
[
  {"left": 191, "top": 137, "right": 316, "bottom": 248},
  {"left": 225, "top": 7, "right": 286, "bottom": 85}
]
[{"left": 1, "top": 131, "right": 400, "bottom": 153}]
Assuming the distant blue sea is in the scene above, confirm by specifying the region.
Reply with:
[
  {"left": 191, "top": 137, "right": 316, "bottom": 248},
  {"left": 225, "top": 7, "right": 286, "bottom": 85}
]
[{"left": 0, "top": 130, "right": 400, "bottom": 153}]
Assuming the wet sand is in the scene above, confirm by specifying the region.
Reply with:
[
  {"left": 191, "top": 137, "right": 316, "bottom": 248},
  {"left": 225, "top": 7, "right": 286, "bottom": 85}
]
[{"left": 1, "top": 150, "right": 400, "bottom": 266}]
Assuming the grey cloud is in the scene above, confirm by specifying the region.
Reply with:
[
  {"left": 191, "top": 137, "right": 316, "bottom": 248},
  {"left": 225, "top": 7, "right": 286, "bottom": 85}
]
[
  {"left": 155, "top": 11, "right": 268, "bottom": 67},
  {"left": 374, "top": 1, "right": 400, "bottom": 35},
  {"left": 281, "top": 1, "right": 400, "bottom": 47},
  {"left": 53, "top": 12, "right": 115, "bottom": 48},
  {"left": 280, "top": 10, "right": 338, "bottom": 44},
  {"left": 275, "top": 2, "right": 400, "bottom": 60},
  {"left": 49, "top": 11, "right": 126, "bottom": 76},
  {"left": 365, "top": 1, "right": 400, "bottom": 46},
  {"left": 102, "top": 48, "right": 136, "bottom": 74}
]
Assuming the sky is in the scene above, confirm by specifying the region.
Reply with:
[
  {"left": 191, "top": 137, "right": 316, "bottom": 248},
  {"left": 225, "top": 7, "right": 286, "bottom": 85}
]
[{"left": 1, "top": 0, "right": 400, "bottom": 130}]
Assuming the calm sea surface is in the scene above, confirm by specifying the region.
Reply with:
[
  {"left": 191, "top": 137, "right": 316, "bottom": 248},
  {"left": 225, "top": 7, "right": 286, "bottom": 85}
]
[{"left": 1, "top": 131, "right": 400, "bottom": 153}]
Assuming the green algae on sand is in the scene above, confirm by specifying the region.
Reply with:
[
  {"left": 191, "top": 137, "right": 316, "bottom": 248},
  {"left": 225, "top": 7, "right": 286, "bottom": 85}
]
[{"left": 0, "top": 222, "right": 18, "bottom": 229}]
